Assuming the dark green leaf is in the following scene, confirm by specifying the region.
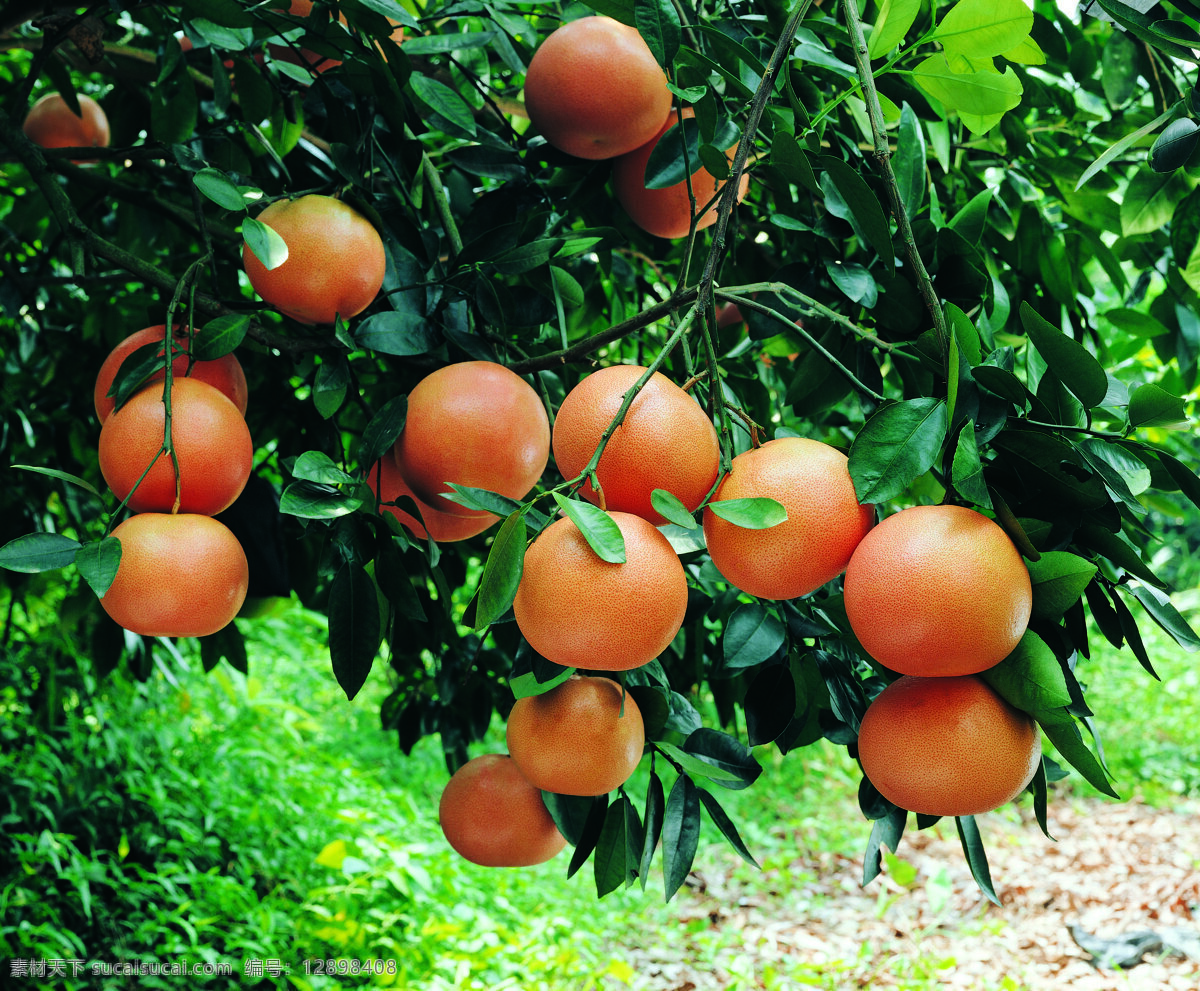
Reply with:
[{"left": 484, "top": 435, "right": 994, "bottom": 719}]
[
  {"left": 825, "top": 259, "right": 878, "bottom": 306},
  {"left": 1125, "top": 584, "right": 1200, "bottom": 653},
  {"left": 955, "top": 816, "right": 1000, "bottom": 906},
  {"left": 1075, "top": 104, "right": 1177, "bottom": 191},
  {"left": 358, "top": 396, "right": 408, "bottom": 469},
  {"left": 1019, "top": 302, "right": 1108, "bottom": 408},
  {"left": 544, "top": 792, "right": 602, "bottom": 848},
  {"left": 1150, "top": 118, "right": 1200, "bottom": 174},
  {"left": 109, "top": 340, "right": 168, "bottom": 409},
  {"left": 355, "top": 310, "right": 438, "bottom": 356},
  {"left": 0, "top": 532, "right": 82, "bottom": 573},
  {"left": 655, "top": 742, "right": 745, "bottom": 785},
  {"left": 639, "top": 770, "right": 665, "bottom": 889},
  {"left": 1077, "top": 524, "right": 1165, "bottom": 588},
  {"left": 706, "top": 496, "right": 787, "bottom": 529},
  {"left": 863, "top": 805, "right": 906, "bottom": 885},
  {"left": 399, "top": 30, "right": 495, "bottom": 54},
  {"left": 743, "top": 664, "right": 796, "bottom": 746},
  {"left": 328, "top": 563, "right": 382, "bottom": 701},
  {"left": 475, "top": 512, "right": 527, "bottom": 630},
  {"left": 1108, "top": 586, "right": 1156, "bottom": 678},
  {"left": 894, "top": 102, "right": 926, "bottom": 220},
  {"left": 373, "top": 543, "right": 426, "bottom": 622},
  {"left": 195, "top": 313, "right": 250, "bottom": 359},
  {"left": 8, "top": 466, "right": 102, "bottom": 497},
  {"left": 634, "top": 0, "right": 681, "bottom": 67},
  {"left": 409, "top": 73, "right": 476, "bottom": 137},
  {"left": 75, "top": 535, "right": 122, "bottom": 599},
  {"left": 644, "top": 116, "right": 741, "bottom": 190},
  {"left": 650, "top": 489, "right": 698, "bottom": 529},
  {"left": 662, "top": 774, "right": 701, "bottom": 901},
  {"left": 1037, "top": 713, "right": 1118, "bottom": 797},
  {"left": 593, "top": 798, "right": 631, "bottom": 897},
  {"left": 1128, "top": 383, "right": 1188, "bottom": 427},
  {"left": 313, "top": 356, "right": 350, "bottom": 419},
  {"left": 682, "top": 728, "right": 762, "bottom": 790},
  {"left": 443, "top": 484, "right": 533, "bottom": 520},
  {"left": 566, "top": 795, "right": 610, "bottom": 878},
  {"left": 818, "top": 157, "right": 895, "bottom": 270},
  {"left": 848, "top": 398, "right": 949, "bottom": 504},
  {"left": 722, "top": 602, "right": 786, "bottom": 670},
  {"left": 1159, "top": 451, "right": 1200, "bottom": 511},
  {"left": 491, "top": 239, "right": 563, "bottom": 275},
  {"left": 552, "top": 494, "right": 626, "bottom": 563},
  {"left": 952, "top": 421, "right": 992, "bottom": 510},
  {"left": 193, "top": 167, "right": 247, "bottom": 211},
  {"left": 698, "top": 788, "right": 758, "bottom": 867},
  {"left": 1027, "top": 551, "right": 1098, "bottom": 624}
]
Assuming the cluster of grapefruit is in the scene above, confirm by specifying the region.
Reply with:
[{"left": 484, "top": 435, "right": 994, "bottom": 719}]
[
  {"left": 523, "top": 16, "right": 749, "bottom": 239},
  {"left": 92, "top": 326, "right": 254, "bottom": 638}
]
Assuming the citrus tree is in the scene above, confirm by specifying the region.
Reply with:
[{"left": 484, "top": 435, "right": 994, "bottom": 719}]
[{"left": 2, "top": 0, "right": 1199, "bottom": 903}]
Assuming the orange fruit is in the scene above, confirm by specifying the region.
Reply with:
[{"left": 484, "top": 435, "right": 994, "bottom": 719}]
[
  {"left": 393, "top": 361, "right": 550, "bottom": 518},
  {"left": 98, "top": 377, "right": 253, "bottom": 516},
  {"left": 268, "top": 0, "right": 348, "bottom": 73},
  {"left": 93, "top": 324, "right": 248, "bottom": 423},
  {"left": 552, "top": 364, "right": 719, "bottom": 525},
  {"left": 367, "top": 451, "right": 498, "bottom": 543},
  {"left": 242, "top": 194, "right": 385, "bottom": 325},
  {"left": 506, "top": 675, "right": 645, "bottom": 796},
  {"left": 99, "top": 513, "right": 250, "bottom": 637},
  {"left": 513, "top": 511, "right": 687, "bottom": 671},
  {"left": 612, "top": 108, "right": 751, "bottom": 239},
  {"left": 856, "top": 674, "right": 1041, "bottom": 817},
  {"left": 843, "top": 505, "right": 1032, "bottom": 677},
  {"left": 702, "top": 437, "right": 874, "bottom": 601},
  {"left": 22, "top": 93, "right": 110, "bottom": 153},
  {"left": 438, "top": 754, "right": 567, "bottom": 867},
  {"left": 523, "top": 16, "right": 671, "bottom": 160}
]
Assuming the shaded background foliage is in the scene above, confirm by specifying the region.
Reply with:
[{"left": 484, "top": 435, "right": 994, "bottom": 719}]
[{"left": 1, "top": 0, "right": 1199, "bottom": 926}]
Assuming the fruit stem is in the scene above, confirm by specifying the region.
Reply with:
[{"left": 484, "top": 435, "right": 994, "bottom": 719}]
[{"left": 840, "top": 0, "right": 950, "bottom": 365}]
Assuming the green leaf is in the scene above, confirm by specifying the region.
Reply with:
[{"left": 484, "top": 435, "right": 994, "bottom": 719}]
[
  {"left": 1159, "top": 451, "right": 1200, "bottom": 512},
  {"left": 931, "top": 0, "right": 1033, "bottom": 59},
  {"left": 655, "top": 742, "right": 745, "bottom": 786},
  {"left": 744, "top": 664, "right": 797, "bottom": 746},
  {"left": 0, "top": 532, "right": 81, "bottom": 573},
  {"left": 581, "top": 0, "right": 636, "bottom": 26},
  {"left": 242, "top": 217, "right": 289, "bottom": 271},
  {"left": 1121, "top": 169, "right": 1190, "bottom": 236},
  {"left": 863, "top": 806, "right": 906, "bottom": 886},
  {"left": 1076, "top": 439, "right": 1150, "bottom": 515},
  {"left": 698, "top": 788, "right": 758, "bottom": 867},
  {"left": 644, "top": 116, "right": 741, "bottom": 190},
  {"left": 948, "top": 190, "right": 992, "bottom": 246},
  {"left": 193, "top": 167, "right": 248, "bottom": 212},
  {"left": 566, "top": 795, "right": 610, "bottom": 879},
  {"left": 1075, "top": 104, "right": 1178, "bottom": 191},
  {"left": 475, "top": 512, "right": 527, "bottom": 630},
  {"left": 280, "top": 481, "right": 363, "bottom": 519},
  {"left": 510, "top": 663, "right": 574, "bottom": 699},
  {"left": 357, "top": 396, "right": 408, "bottom": 470},
  {"left": 194, "top": 313, "right": 249, "bottom": 359},
  {"left": 593, "top": 797, "right": 632, "bottom": 897},
  {"left": 650, "top": 489, "right": 698, "bottom": 529},
  {"left": 108, "top": 340, "right": 168, "bottom": 410},
  {"left": 825, "top": 260, "right": 878, "bottom": 306},
  {"left": 1128, "top": 383, "right": 1188, "bottom": 427},
  {"left": 1101, "top": 31, "right": 1138, "bottom": 108},
  {"left": 355, "top": 310, "right": 438, "bottom": 356},
  {"left": 292, "top": 451, "right": 356, "bottom": 485},
  {"left": 894, "top": 102, "right": 926, "bottom": 220},
  {"left": 951, "top": 421, "right": 992, "bottom": 511},
  {"left": 313, "top": 356, "right": 350, "bottom": 419},
  {"left": 399, "top": 30, "right": 495, "bottom": 54},
  {"left": 848, "top": 398, "right": 949, "bottom": 504},
  {"left": 911, "top": 54, "right": 1023, "bottom": 117},
  {"left": 634, "top": 0, "right": 681, "bottom": 67},
  {"left": 552, "top": 494, "right": 626, "bottom": 563},
  {"left": 73, "top": 536, "right": 121, "bottom": 598},
  {"left": 1037, "top": 714, "right": 1118, "bottom": 798},
  {"left": 1026, "top": 552, "right": 1098, "bottom": 624},
  {"left": 1150, "top": 118, "right": 1200, "bottom": 174},
  {"left": 491, "top": 239, "right": 564, "bottom": 275},
  {"left": 8, "top": 466, "right": 102, "bottom": 498},
  {"left": 443, "top": 484, "right": 530, "bottom": 519},
  {"left": 543, "top": 792, "right": 602, "bottom": 848},
  {"left": 1078, "top": 523, "right": 1165, "bottom": 589},
  {"left": 662, "top": 773, "right": 700, "bottom": 901},
  {"left": 639, "top": 771, "right": 665, "bottom": 890},
  {"left": 982, "top": 629, "right": 1072, "bottom": 711},
  {"left": 328, "top": 563, "right": 382, "bottom": 701},
  {"left": 868, "top": 0, "right": 922, "bottom": 57},
  {"left": 955, "top": 816, "right": 1000, "bottom": 906},
  {"left": 723, "top": 602, "right": 786, "bottom": 670},
  {"left": 1125, "top": 585, "right": 1200, "bottom": 653},
  {"left": 1019, "top": 302, "right": 1108, "bottom": 409},
  {"left": 705, "top": 496, "right": 787, "bottom": 529},
  {"left": 681, "top": 728, "right": 762, "bottom": 790},
  {"left": 409, "top": 73, "right": 476, "bottom": 137},
  {"left": 818, "top": 157, "right": 895, "bottom": 270}
]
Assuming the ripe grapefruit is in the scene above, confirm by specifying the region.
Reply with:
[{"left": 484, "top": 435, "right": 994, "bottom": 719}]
[
  {"left": 856, "top": 674, "right": 1042, "bottom": 817},
  {"left": 242, "top": 194, "right": 385, "bottom": 325},
  {"left": 393, "top": 361, "right": 550, "bottom": 518},
  {"left": 523, "top": 16, "right": 671, "bottom": 160},
  {"left": 22, "top": 93, "right": 110, "bottom": 153},
  {"left": 93, "top": 324, "right": 248, "bottom": 423},
  {"left": 438, "top": 754, "right": 567, "bottom": 867},
  {"left": 702, "top": 437, "right": 874, "bottom": 600},
  {"left": 513, "top": 511, "right": 687, "bottom": 671},
  {"left": 552, "top": 364, "right": 719, "bottom": 525},
  {"left": 612, "top": 108, "right": 750, "bottom": 239},
  {"left": 98, "top": 377, "right": 253, "bottom": 516},
  {"left": 506, "top": 675, "right": 645, "bottom": 796},
  {"left": 99, "top": 513, "right": 249, "bottom": 637},
  {"left": 367, "top": 451, "right": 498, "bottom": 543},
  {"left": 843, "top": 504, "right": 1032, "bottom": 677}
]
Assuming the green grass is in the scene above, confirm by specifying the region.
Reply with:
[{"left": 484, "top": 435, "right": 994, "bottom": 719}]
[{"left": 2, "top": 597, "right": 1197, "bottom": 989}]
